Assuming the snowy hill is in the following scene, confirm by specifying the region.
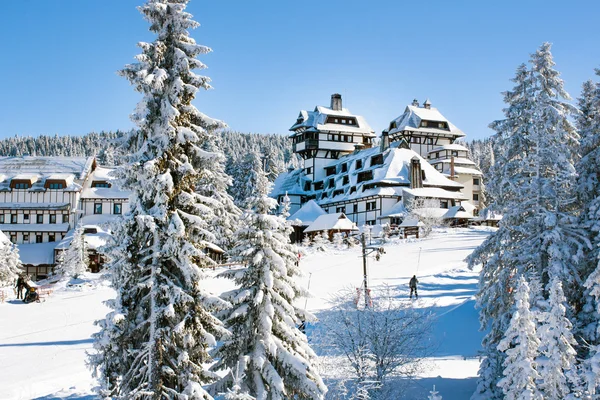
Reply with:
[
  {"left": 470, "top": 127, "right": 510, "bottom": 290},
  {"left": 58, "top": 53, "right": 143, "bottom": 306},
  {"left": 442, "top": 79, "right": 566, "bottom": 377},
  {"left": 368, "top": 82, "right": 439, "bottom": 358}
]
[{"left": 0, "top": 227, "right": 492, "bottom": 400}]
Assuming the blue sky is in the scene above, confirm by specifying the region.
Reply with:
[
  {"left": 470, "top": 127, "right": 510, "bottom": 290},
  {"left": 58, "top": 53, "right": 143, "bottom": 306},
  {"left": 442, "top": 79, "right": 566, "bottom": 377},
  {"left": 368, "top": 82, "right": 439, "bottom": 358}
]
[{"left": 0, "top": 0, "right": 598, "bottom": 141}]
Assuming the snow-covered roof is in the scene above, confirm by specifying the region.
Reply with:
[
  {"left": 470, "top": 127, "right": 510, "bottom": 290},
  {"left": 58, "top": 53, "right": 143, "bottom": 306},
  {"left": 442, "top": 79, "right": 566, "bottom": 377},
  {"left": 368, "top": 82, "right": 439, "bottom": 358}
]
[
  {"left": 270, "top": 168, "right": 305, "bottom": 197},
  {"left": 0, "top": 157, "right": 94, "bottom": 180},
  {"left": 79, "top": 214, "right": 122, "bottom": 226},
  {"left": 378, "top": 201, "right": 409, "bottom": 219},
  {"left": 17, "top": 242, "right": 57, "bottom": 265},
  {"left": 443, "top": 204, "right": 475, "bottom": 220},
  {"left": 452, "top": 166, "right": 483, "bottom": 176},
  {"left": 388, "top": 104, "right": 466, "bottom": 138},
  {"left": 288, "top": 200, "right": 326, "bottom": 226},
  {"left": 403, "top": 187, "right": 467, "bottom": 200},
  {"left": 427, "top": 144, "right": 470, "bottom": 153},
  {"left": 289, "top": 103, "right": 375, "bottom": 137},
  {"left": 304, "top": 213, "right": 358, "bottom": 233},
  {"left": 399, "top": 217, "right": 423, "bottom": 227},
  {"left": 81, "top": 167, "right": 129, "bottom": 199}
]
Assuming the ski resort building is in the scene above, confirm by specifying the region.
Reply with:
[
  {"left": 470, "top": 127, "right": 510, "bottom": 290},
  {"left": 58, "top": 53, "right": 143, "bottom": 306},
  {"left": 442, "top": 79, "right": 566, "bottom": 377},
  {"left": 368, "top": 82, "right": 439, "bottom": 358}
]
[
  {"left": 0, "top": 157, "right": 129, "bottom": 278},
  {"left": 272, "top": 95, "right": 473, "bottom": 233},
  {"left": 386, "top": 99, "right": 483, "bottom": 212}
]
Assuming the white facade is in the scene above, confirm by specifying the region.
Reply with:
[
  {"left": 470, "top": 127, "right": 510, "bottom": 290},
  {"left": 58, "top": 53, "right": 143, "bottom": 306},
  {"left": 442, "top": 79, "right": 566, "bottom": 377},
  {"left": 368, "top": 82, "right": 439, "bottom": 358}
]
[{"left": 0, "top": 157, "right": 129, "bottom": 278}]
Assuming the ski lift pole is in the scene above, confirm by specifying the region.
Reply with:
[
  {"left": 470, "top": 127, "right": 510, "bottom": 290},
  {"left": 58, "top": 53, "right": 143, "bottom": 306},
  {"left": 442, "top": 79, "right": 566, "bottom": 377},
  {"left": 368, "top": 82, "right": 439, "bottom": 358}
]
[
  {"left": 416, "top": 247, "right": 422, "bottom": 274},
  {"left": 361, "top": 233, "right": 369, "bottom": 308},
  {"left": 304, "top": 272, "right": 313, "bottom": 310}
]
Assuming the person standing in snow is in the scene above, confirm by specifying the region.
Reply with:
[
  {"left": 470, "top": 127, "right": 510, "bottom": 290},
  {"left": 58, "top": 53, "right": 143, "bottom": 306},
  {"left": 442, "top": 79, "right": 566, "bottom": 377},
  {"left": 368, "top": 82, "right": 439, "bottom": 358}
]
[
  {"left": 15, "top": 275, "right": 24, "bottom": 299},
  {"left": 409, "top": 275, "right": 419, "bottom": 299}
]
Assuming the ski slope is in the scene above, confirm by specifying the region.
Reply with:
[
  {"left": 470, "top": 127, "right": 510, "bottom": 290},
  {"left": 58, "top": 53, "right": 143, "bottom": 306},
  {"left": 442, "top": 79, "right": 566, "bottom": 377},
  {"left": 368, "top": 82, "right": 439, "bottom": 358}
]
[{"left": 0, "top": 227, "right": 492, "bottom": 399}]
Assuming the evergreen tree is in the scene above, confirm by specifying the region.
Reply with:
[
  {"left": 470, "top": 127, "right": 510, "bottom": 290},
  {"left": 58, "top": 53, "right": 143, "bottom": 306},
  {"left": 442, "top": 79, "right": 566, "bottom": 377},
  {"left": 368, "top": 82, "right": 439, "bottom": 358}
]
[
  {"left": 0, "top": 230, "right": 21, "bottom": 287},
  {"left": 333, "top": 232, "right": 345, "bottom": 250},
  {"left": 227, "top": 150, "right": 263, "bottom": 209},
  {"left": 301, "top": 235, "right": 311, "bottom": 248},
  {"left": 537, "top": 278, "right": 579, "bottom": 398},
  {"left": 497, "top": 278, "right": 542, "bottom": 400},
  {"left": 90, "top": 1, "right": 229, "bottom": 398},
  {"left": 56, "top": 224, "right": 89, "bottom": 279},
  {"left": 469, "top": 43, "right": 582, "bottom": 399},
  {"left": 312, "top": 231, "right": 329, "bottom": 252},
  {"left": 213, "top": 164, "right": 327, "bottom": 399}
]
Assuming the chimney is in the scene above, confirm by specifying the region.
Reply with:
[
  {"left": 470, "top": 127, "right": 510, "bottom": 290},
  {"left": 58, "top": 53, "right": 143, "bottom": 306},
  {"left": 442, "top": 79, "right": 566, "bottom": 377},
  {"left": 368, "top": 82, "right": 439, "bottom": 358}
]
[
  {"left": 450, "top": 155, "right": 455, "bottom": 180},
  {"left": 353, "top": 143, "right": 364, "bottom": 154},
  {"left": 412, "top": 99, "right": 419, "bottom": 107},
  {"left": 331, "top": 93, "right": 342, "bottom": 111},
  {"left": 423, "top": 98, "right": 431, "bottom": 109},
  {"left": 380, "top": 130, "right": 390, "bottom": 152},
  {"left": 410, "top": 157, "right": 423, "bottom": 189}
]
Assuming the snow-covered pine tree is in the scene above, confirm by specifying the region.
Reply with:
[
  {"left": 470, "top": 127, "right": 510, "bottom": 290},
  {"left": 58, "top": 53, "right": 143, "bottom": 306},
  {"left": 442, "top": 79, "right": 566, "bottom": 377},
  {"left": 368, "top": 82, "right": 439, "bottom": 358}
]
[
  {"left": 227, "top": 150, "right": 263, "bottom": 209},
  {"left": 579, "top": 70, "right": 600, "bottom": 396},
  {"left": 537, "top": 277, "right": 579, "bottom": 398},
  {"left": 213, "top": 164, "right": 327, "bottom": 399},
  {"left": 90, "top": 1, "right": 229, "bottom": 398},
  {"left": 0, "top": 230, "right": 21, "bottom": 287},
  {"left": 279, "top": 192, "right": 291, "bottom": 219},
  {"left": 469, "top": 44, "right": 583, "bottom": 399},
  {"left": 497, "top": 277, "right": 542, "bottom": 400},
  {"left": 197, "top": 134, "right": 241, "bottom": 251},
  {"left": 220, "top": 362, "right": 255, "bottom": 400},
  {"left": 333, "top": 232, "right": 344, "bottom": 250},
  {"left": 312, "top": 231, "right": 329, "bottom": 252},
  {"left": 55, "top": 224, "right": 89, "bottom": 279},
  {"left": 301, "top": 234, "right": 311, "bottom": 248}
]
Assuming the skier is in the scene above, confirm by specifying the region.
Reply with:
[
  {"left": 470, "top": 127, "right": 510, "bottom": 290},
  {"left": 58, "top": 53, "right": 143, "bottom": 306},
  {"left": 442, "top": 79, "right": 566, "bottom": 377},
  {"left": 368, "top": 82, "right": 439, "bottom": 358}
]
[
  {"left": 409, "top": 275, "right": 419, "bottom": 299},
  {"left": 15, "top": 275, "right": 25, "bottom": 299}
]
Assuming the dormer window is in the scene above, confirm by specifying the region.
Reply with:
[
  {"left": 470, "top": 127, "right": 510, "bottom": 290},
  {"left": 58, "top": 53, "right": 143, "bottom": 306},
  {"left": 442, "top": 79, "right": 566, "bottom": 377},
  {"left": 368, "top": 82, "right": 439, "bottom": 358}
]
[
  {"left": 355, "top": 159, "right": 363, "bottom": 169},
  {"left": 341, "top": 163, "right": 348, "bottom": 173},
  {"left": 342, "top": 175, "right": 349, "bottom": 185},
  {"left": 45, "top": 180, "right": 67, "bottom": 189},
  {"left": 371, "top": 154, "right": 384, "bottom": 166},
  {"left": 92, "top": 181, "right": 111, "bottom": 188},
  {"left": 13, "top": 182, "right": 30, "bottom": 189}
]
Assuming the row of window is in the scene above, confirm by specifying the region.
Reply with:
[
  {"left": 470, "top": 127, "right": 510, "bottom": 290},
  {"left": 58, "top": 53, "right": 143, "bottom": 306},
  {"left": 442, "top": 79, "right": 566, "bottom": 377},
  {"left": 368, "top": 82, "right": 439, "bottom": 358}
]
[
  {"left": 331, "top": 201, "right": 378, "bottom": 215},
  {"left": 0, "top": 213, "right": 69, "bottom": 224},
  {"left": 94, "top": 203, "right": 122, "bottom": 215},
  {"left": 9, "top": 232, "right": 65, "bottom": 244}
]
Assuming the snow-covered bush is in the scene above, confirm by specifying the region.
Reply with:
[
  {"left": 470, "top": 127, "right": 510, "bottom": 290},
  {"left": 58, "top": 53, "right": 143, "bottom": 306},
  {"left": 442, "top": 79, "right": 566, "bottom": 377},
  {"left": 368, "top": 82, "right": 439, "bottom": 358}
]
[
  {"left": 301, "top": 234, "right": 312, "bottom": 248},
  {"left": 407, "top": 198, "right": 443, "bottom": 237},
  {"left": 0, "top": 230, "right": 21, "bottom": 287},
  {"left": 55, "top": 224, "right": 89, "bottom": 279},
  {"left": 333, "top": 232, "right": 345, "bottom": 250}
]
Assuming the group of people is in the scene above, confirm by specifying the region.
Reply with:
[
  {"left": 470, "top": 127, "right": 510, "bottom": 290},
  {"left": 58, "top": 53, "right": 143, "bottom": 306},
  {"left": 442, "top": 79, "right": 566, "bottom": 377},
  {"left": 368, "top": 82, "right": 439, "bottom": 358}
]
[{"left": 15, "top": 275, "right": 39, "bottom": 304}]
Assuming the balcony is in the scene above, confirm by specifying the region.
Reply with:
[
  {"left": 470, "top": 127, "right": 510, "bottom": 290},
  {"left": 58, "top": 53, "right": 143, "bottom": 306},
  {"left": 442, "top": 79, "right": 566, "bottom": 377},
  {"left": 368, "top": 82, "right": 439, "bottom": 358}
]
[{"left": 293, "top": 139, "right": 319, "bottom": 152}]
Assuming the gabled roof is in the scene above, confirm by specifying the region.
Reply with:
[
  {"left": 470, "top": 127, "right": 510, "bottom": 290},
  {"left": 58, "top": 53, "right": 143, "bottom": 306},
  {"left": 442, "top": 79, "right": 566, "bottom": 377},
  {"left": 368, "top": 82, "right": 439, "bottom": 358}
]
[
  {"left": 304, "top": 213, "right": 358, "bottom": 233},
  {"left": 0, "top": 157, "right": 94, "bottom": 180},
  {"left": 289, "top": 105, "right": 375, "bottom": 137},
  {"left": 81, "top": 166, "right": 129, "bottom": 199},
  {"left": 388, "top": 104, "right": 466, "bottom": 138},
  {"left": 288, "top": 200, "right": 326, "bottom": 226}
]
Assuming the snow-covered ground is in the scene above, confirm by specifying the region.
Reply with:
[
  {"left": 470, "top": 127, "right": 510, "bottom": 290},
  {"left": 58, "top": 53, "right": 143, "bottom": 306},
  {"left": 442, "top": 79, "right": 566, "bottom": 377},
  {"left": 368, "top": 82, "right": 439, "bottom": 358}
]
[{"left": 0, "top": 227, "right": 491, "bottom": 400}]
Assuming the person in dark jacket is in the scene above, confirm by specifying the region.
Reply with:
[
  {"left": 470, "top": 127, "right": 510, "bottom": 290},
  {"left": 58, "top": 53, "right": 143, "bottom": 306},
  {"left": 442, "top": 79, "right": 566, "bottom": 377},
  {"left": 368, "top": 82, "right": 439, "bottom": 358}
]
[
  {"left": 23, "top": 287, "right": 39, "bottom": 304},
  {"left": 15, "top": 275, "right": 25, "bottom": 299},
  {"left": 409, "top": 275, "right": 419, "bottom": 299}
]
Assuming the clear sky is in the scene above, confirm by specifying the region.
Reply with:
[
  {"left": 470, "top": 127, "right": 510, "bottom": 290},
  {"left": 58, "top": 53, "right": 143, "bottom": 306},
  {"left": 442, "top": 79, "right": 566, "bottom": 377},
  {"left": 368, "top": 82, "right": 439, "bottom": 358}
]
[{"left": 0, "top": 1, "right": 598, "bottom": 141}]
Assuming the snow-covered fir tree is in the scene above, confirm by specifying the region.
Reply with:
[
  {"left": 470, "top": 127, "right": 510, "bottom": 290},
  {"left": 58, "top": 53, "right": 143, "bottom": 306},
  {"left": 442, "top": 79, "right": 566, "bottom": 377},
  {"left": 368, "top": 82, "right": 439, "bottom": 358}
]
[
  {"left": 90, "top": 1, "right": 230, "bottom": 398},
  {"left": 333, "top": 232, "right": 345, "bottom": 250},
  {"left": 301, "top": 234, "right": 311, "bottom": 248},
  {"left": 213, "top": 163, "right": 327, "bottom": 399},
  {"left": 312, "top": 231, "right": 329, "bottom": 252},
  {"left": 227, "top": 150, "right": 263, "bottom": 209},
  {"left": 220, "top": 362, "right": 255, "bottom": 400},
  {"left": 537, "top": 278, "right": 579, "bottom": 398},
  {"left": 497, "top": 277, "right": 542, "bottom": 400},
  {"left": 0, "top": 230, "right": 21, "bottom": 287},
  {"left": 469, "top": 43, "right": 582, "bottom": 399},
  {"left": 55, "top": 224, "right": 89, "bottom": 279}
]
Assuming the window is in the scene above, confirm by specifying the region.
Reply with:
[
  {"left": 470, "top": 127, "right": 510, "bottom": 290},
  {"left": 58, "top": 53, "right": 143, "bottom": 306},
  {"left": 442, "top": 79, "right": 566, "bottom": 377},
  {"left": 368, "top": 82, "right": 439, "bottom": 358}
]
[
  {"left": 36, "top": 234, "right": 42, "bottom": 243},
  {"left": 62, "top": 214, "right": 69, "bottom": 223},
  {"left": 48, "top": 182, "right": 64, "bottom": 189},
  {"left": 10, "top": 234, "right": 17, "bottom": 243},
  {"left": 342, "top": 175, "right": 349, "bottom": 185},
  {"left": 421, "top": 170, "right": 426, "bottom": 181},
  {"left": 441, "top": 200, "right": 449, "bottom": 209},
  {"left": 349, "top": 186, "right": 356, "bottom": 195},
  {"left": 94, "top": 203, "right": 103, "bottom": 214},
  {"left": 10, "top": 214, "right": 17, "bottom": 224},
  {"left": 49, "top": 214, "right": 56, "bottom": 224},
  {"left": 313, "top": 181, "right": 324, "bottom": 191},
  {"left": 13, "top": 182, "right": 30, "bottom": 189},
  {"left": 336, "top": 206, "right": 345, "bottom": 213},
  {"left": 366, "top": 220, "right": 376, "bottom": 226},
  {"left": 452, "top": 151, "right": 459, "bottom": 157},
  {"left": 113, "top": 203, "right": 122, "bottom": 215},
  {"left": 325, "top": 166, "right": 336, "bottom": 176},
  {"left": 353, "top": 204, "right": 358, "bottom": 213},
  {"left": 357, "top": 171, "right": 373, "bottom": 183},
  {"left": 473, "top": 178, "right": 480, "bottom": 186},
  {"left": 366, "top": 201, "right": 377, "bottom": 211},
  {"left": 370, "top": 154, "right": 384, "bottom": 166},
  {"left": 23, "top": 233, "right": 29, "bottom": 243},
  {"left": 411, "top": 137, "right": 421, "bottom": 144},
  {"left": 49, "top": 234, "right": 55, "bottom": 242},
  {"left": 305, "top": 167, "right": 313, "bottom": 175},
  {"left": 327, "top": 178, "right": 335, "bottom": 189},
  {"left": 0, "top": 214, "right": 3, "bottom": 224},
  {"left": 304, "top": 181, "right": 311, "bottom": 191},
  {"left": 37, "top": 214, "right": 43, "bottom": 224},
  {"left": 91, "top": 181, "right": 111, "bottom": 188},
  {"left": 355, "top": 160, "right": 363, "bottom": 169},
  {"left": 24, "top": 214, "right": 29, "bottom": 222},
  {"left": 473, "top": 193, "right": 480, "bottom": 201},
  {"left": 341, "top": 163, "right": 348, "bottom": 173}
]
